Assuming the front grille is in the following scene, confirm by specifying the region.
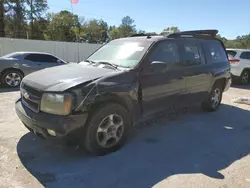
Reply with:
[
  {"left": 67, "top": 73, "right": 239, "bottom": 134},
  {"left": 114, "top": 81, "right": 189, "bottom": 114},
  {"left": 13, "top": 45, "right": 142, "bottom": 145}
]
[
  {"left": 22, "top": 84, "right": 43, "bottom": 98},
  {"left": 21, "top": 83, "right": 42, "bottom": 113}
]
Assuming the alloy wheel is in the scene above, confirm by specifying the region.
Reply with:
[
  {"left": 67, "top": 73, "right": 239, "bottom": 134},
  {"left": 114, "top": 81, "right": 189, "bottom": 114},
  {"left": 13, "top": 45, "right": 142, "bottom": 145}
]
[
  {"left": 5, "top": 72, "right": 22, "bottom": 87},
  {"left": 241, "top": 72, "right": 249, "bottom": 84},
  {"left": 211, "top": 88, "right": 221, "bottom": 108},
  {"left": 96, "top": 114, "right": 124, "bottom": 148}
]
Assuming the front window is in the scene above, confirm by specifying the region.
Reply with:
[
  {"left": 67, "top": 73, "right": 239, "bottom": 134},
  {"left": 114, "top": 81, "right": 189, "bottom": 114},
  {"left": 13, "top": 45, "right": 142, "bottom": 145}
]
[{"left": 85, "top": 40, "right": 152, "bottom": 68}]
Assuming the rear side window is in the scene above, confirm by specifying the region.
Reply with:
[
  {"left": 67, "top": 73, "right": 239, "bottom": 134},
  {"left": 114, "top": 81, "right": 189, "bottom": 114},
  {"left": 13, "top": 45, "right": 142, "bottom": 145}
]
[
  {"left": 226, "top": 50, "right": 237, "bottom": 57},
  {"left": 240, "top": 52, "right": 250, "bottom": 60},
  {"left": 203, "top": 41, "right": 228, "bottom": 63},
  {"left": 42, "top": 55, "right": 58, "bottom": 63},
  {"left": 25, "top": 54, "right": 58, "bottom": 63},
  {"left": 24, "top": 54, "right": 42, "bottom": 62}
]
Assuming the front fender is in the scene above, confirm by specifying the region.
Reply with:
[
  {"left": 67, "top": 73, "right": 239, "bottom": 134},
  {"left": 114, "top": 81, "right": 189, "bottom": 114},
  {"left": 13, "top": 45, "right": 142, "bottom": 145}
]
[{"left": 73, "top": 82, "right": 142, "bottom": 125}]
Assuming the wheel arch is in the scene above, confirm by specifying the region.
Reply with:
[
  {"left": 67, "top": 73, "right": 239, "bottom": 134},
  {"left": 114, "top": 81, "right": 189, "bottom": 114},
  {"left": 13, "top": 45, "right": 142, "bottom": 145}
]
[
  {"left": 241, "top": 68, "right": 250, "bottom": 75},
  {"left": 87, "top": 93, "right": 141, "bottom": 126},
  {"left": 213, "top": 78, "right": 227, "bottom": 91},
  {"left": 1, "top": 68, "right": 24, "bottom": 78}
]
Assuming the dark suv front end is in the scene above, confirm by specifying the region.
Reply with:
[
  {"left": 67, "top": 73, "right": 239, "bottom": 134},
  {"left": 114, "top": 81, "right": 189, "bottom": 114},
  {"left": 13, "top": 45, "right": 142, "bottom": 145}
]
[{"left": 15, "top": 82, "right": 89, "bottom": 139}]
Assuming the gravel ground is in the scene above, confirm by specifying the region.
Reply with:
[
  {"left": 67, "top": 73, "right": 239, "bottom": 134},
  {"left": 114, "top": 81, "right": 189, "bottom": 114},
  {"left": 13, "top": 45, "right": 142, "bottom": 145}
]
[{"left": 0, "top": 85, "right": 250, "bottom": 188}]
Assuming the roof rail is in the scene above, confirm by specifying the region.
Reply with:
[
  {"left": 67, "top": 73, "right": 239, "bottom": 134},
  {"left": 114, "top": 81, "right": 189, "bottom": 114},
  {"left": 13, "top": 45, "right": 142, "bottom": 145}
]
[
  {"left": 168, "top": 29, "right": 218, "bottom": 38},
  {"left": 130, "top": 33, "right": 159, "bottom": 38},
  {"left": 130, "top": 33, "right": 148, "bottom": 37}
]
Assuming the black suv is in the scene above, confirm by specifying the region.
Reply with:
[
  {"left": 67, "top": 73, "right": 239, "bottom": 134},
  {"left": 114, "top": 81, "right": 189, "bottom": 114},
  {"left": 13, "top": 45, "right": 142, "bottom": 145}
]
[{"left": 15, "top": 30, "right": 231, "bottom": 156}]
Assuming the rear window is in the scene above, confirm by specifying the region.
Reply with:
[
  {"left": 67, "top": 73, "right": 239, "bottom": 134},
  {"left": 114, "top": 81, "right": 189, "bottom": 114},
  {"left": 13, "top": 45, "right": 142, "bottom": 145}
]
[
  {"left": 226, "top": 50, "right": 237, "bottom": 57},
  {"left": 203, "top": 41, "right": 228, "bottom": 63},
  {"left": 240, "top": 52, "right": 250, "bottom": 60}
]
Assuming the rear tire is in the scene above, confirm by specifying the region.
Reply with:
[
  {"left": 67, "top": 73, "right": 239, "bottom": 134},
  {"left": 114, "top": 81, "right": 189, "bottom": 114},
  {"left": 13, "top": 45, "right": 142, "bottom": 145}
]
[
  {"left": 1, "top": 70, "right": 23, "bottom": 87},
  {"left": 240, "top": 70, "right": 249, "bottom": 85},
  {"left": 202, "top": 83, "right": 223, "bottom": 112},
  {"left": 82, "top": 103, "right": 131, "bottom": 156}
]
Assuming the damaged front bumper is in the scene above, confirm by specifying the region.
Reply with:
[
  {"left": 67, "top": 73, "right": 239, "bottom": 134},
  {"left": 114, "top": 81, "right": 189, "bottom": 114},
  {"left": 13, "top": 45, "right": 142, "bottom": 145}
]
[{"left": 15, "top": 99, "right": 88, "bottom": 139}]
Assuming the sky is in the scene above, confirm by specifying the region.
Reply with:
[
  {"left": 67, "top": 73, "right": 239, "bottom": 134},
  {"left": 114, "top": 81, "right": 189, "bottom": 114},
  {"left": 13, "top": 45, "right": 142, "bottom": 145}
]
[{"left": 48, "top": 0, "right": 250, "bottom": 39}]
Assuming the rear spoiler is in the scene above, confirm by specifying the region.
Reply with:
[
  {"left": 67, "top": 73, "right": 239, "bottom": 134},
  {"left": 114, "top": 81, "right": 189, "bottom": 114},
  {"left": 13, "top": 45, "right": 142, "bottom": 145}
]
[{"left": 168, "top": 30, "right": 218, "bottom": 38}]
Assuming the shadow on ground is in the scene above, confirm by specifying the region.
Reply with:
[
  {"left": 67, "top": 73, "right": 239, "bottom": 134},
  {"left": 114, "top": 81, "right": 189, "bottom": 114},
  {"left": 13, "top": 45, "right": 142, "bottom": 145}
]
[
  {"left": 17, "top": 104, "right": 250, "bottom": 188},
  {"left": 0, "top": 85, "right": 20, "bottom": 93},
  {"left": 230, "top": 83, "right": 250, "bottom": 89}
]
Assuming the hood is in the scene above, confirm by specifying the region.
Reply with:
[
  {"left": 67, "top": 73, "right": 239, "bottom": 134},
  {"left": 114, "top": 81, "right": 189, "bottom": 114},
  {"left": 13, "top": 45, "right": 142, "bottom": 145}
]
[{"left": 22, "top": 63, "right": 117, "bottom": 92}]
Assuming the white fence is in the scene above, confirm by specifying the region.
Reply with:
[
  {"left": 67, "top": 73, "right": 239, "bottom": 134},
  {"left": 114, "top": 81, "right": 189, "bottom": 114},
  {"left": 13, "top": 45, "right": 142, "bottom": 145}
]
[{"left": 0, "top": 37, "right": 103, "bottom": 62}]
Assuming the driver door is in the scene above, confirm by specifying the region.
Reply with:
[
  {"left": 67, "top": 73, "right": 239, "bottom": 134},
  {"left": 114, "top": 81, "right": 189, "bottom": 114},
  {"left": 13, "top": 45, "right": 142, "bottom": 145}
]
[{"left": 139, "top": 40, "right": 186, "bottom": 115}]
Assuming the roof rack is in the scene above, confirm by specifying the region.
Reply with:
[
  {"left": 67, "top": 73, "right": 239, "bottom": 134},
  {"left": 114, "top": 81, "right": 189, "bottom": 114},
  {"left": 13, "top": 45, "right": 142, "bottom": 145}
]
[
  {"left": 130, "top": 33, "right": 159, "bottom": 38},
  {"left": 130, "top": 33, "right": 148, "bottom": 37},
  {"left": 168, "top": 30, "right": 218, "bottom": 38}
]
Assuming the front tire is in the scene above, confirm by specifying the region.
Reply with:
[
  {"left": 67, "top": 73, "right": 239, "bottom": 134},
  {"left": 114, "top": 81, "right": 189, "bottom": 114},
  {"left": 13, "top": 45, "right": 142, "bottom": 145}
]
[
  {"left": 202, "top": 84, "right": 223, "bottom": 112},
  {"left": 1, "top": 70, "right": 23, "bottom": 87},
  {"left": 82, "top": 103, "right": 131, "bottom": 156}
]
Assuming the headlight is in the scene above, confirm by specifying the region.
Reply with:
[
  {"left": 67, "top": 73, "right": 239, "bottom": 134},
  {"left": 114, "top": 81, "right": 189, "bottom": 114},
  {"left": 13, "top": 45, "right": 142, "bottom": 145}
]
[{"left": 40, "top": 93, "right": 73, "bottom": 115}]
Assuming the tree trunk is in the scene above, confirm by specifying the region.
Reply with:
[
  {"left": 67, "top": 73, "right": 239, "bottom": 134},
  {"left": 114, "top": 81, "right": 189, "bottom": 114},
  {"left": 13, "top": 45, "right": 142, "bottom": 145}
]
[
  {"left": 30, "top": 0, "right": 33, "bottom": 39},
  {"left": 0, "top": 0, "right": 5, "bottom": 37}
]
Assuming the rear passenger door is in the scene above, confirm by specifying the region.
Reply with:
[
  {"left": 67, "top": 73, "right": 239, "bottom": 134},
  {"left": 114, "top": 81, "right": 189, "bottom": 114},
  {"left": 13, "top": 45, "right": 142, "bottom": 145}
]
[
  {"left": 23, "top": 54, "right": 46, "bottom": 73},
  {"left": 178, "top": 40, "right": 212, "bottom": 104}
]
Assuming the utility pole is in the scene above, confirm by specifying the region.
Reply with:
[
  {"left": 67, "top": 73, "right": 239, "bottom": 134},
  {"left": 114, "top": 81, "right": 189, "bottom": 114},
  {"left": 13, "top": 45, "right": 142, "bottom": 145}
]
[
  {"left": 0, "top": 0, "right": 5, "bottom": 37},
  {"left": 70, "top": 0, "right": 80, "bottom": 62}
]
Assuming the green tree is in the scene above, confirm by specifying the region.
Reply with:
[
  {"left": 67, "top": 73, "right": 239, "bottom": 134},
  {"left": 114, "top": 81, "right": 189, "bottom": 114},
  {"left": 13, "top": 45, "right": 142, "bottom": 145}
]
[
  {"left": 118, "top": 16, "right": 136, "bottom": 37},
  {"left": 137, "top": 29, "right": 145, "bottom": 34},
  {"left": 160, "top": 26, "right": 180, "bottom": 35},
  {"left": 45, "top": 11, "right": 76, "bottom": 42},
  {"left": 30, "top": 18, "right": 49, "bottom": 40},
  {"left": 236, "top": 34, "right": 250, "bottom": 49},
  {"left": 82, "top": 19, "right": 108, "bottom": 43},
  {"left": 4, "top": 0, "right": 27, "bottom": 38},
  {"left": 0, "top": 0, "right": 4, "bottom": 37},
  {"left": 25, "top": 0, "right": 48, "bottom": 39},
  {"left": 109, "top": 26, "right": 120, "bottom": 40}
]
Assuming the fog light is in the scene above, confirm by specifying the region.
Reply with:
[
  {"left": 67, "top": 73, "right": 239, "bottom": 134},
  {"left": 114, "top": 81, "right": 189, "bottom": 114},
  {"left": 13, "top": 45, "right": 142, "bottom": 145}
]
[{"left": 47, "top": 129, "right": 56, "bottom": 137}]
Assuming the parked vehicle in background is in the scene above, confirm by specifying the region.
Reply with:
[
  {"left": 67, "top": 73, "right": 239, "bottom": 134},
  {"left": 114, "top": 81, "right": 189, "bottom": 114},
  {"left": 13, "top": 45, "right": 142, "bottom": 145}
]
[
  {"left": 15, "top": 30, "right": 231, "bottom": 156},
  {"left": 226, "top": 49, "right": 250, "bottom": 84},
  {"left": 0, "top": 52, "right": 67, "bottom": 87}
]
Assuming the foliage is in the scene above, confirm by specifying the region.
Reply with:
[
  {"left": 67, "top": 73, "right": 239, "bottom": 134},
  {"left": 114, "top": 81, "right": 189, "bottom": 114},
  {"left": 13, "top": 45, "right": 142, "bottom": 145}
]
[
  {"left": 118, "top": 16, "right": 136, "bottom": 37},
  {"left": 25, "top": 0, "right": 48, "bottom": 39},
  {"left": 45, "top": 11, "right": 76, "bottom": 42},
  {"left": 160, "top": 26, "right": 180, "bottom": 35},
  {"left": 81, "top": 19, "right": 108, "bottom": 43},
  {"left": 0, "top": 4, "right": 250, "bottom": 47},
  {"left": 4, "top": 0, "right": 27, "bottom": 38}
]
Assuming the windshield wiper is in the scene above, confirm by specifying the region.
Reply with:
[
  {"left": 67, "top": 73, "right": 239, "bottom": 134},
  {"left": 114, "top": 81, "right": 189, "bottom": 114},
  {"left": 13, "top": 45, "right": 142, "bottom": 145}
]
[
  {"left": 83, "top": 59, "right": 96, "bottom": 64},
  {"left": 97, "top": 61, "right": 119, "bottom": 70}
]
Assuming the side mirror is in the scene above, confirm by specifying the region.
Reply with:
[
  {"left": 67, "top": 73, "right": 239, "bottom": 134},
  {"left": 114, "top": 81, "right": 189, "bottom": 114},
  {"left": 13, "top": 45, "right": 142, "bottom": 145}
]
[{"left": 150, "top": 61, "right": 168, "bottom": 73}]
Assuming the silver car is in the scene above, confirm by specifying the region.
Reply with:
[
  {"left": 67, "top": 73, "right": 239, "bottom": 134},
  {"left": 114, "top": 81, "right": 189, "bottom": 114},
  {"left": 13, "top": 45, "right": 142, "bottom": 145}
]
[{"left": 0, "top": 52, "right": 67, "bottom": 87}]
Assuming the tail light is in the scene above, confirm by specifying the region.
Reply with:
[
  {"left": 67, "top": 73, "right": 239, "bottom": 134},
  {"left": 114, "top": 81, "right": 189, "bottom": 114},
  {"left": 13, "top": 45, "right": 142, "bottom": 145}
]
[{"left": 228, "top": 58, "right": 240, "bottom": 65}]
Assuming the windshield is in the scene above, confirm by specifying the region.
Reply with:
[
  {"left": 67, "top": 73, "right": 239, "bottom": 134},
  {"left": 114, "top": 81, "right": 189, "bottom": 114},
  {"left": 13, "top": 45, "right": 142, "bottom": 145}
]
[{"left": 85, "top": 40, "right": 152, "bottom": 68}]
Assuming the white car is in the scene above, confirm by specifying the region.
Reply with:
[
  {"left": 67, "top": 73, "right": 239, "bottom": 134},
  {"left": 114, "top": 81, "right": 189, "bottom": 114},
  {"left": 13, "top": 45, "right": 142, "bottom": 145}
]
[{"left": 226, "top": 48, "right": 250, "bottom": 84}]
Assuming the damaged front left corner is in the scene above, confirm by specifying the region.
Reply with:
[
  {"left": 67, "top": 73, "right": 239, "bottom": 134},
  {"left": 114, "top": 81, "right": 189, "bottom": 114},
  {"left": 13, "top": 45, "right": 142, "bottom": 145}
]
[{"left": 75, "top": 84, "right": 98, "bottom": 111}]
